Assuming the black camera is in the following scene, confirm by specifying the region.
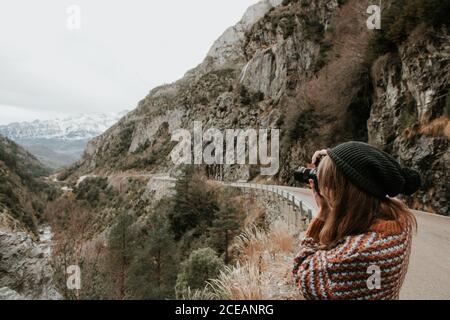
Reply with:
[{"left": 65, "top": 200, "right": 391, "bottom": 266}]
[
  {"left": 294, "top": 167, "right": 319, "bottom": 193},
  {"left": 294, "top": 153, "right": 325, "bottom": 192}
]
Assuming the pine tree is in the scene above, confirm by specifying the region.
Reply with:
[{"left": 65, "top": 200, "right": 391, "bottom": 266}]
[
  {"left": 127, "top": 203, "right": 178, "bottom": 299},
  {"left": 107, "top": 212, "right": 137, "bottom": 299},
  {"left": 209, "top": 193, "right": 242, "bottom": 264},
  {"left": 168, "top": 166, "right": 219, "bottom": 240}
]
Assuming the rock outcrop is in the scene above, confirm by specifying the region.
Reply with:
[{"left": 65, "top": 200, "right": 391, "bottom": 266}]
[
  {"left": 368, "top": 28, "right": 450, "bottom": 215},
  {"left": 0, "top": 229, "right": 62, "bottom": 300}
]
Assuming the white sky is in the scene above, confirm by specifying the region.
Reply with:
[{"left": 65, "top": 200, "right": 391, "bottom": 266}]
[{"left": 0, "top": 0, "right": 259, "bottom": 124}]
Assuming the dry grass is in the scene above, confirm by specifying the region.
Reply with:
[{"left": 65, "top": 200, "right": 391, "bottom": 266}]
[
  {"left": 233, "top": 221, "right": 295, "bottom": 263},
  {"left": 269, "top": 221, "right": 296, "bottom": 253},
  {"left": 243, "top": 198, "right": 266, "bottom": 226},
  {"left": 208, "top": 262, "right": 271, "bottom": 300},
  {"left": 445, "top": 122, "right": 450, "bottom": 139},
  {"left": 207, "top": 221, "right": 302, "bottom": 300},
  {"left": 234, "top": 225, "right": 268, "bottom": 265},
  {"left": 420, "top": 116, "right": 450, "bottom": 138},
  {"left": 177, "top": 287, "right": 217, "bottom": 300}
]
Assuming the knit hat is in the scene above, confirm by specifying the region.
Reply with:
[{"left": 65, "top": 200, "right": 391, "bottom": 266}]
[{"left": 327, "top": 141, "right": 421, "bottom": 199}]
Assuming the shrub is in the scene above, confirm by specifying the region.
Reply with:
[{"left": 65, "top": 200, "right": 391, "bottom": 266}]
[
  {"left": 304, "top": 18, "right": 324, "bottom": 42},
  {"left": 283, "top": 104, "right": 318, "bottom": 146},
  {"left": 315, "top": 40, "right": 333, "bottom": 72},
  {"left": 57, "top": 163, "right": 79, "bottom": 181},
  {"left": 74, "top": 177, "right": 110, "bottom": 204},
  {"left": 368, "top": 0, "right": 450, "bottom": 59},
  {"left": 199, "top": 96, "right": 209, "bottom": 105},
  {"left": 175, "top": 248, "right": 224, "bottom": 297},
  {"left": 239, "top": 85, "right": 252, "bottom": 106},
  {"left": 281, "top": 0, "right": 296, "bottom": 6},
  {"left": 110, "top": 124, "right": 134, "bottom": 160},
  {"left": 280, "top": 14, "right": 297, "bottom": 39},
  {"left": 239, "top": 86, "right": 265, "bottom": 106}
]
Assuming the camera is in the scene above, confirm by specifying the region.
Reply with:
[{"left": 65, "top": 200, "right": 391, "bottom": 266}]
[
  {"left": 294, "top": 153, "right": 323, "bottom": 193},
  {"left": 294, "top": 167, "right": 319, "bottom": 193}
]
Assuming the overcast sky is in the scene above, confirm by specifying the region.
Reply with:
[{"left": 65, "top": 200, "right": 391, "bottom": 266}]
[{"left": 0, "top": 0, "right": 259, "bottom": 124}]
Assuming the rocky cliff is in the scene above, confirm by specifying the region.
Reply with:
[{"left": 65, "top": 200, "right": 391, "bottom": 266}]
[
  {"left": 62, "top": 0, "right": 449, "bottom": 215},
  {"left": 0, "top": 136, "right": 61, "bottom": 299},
  {"left": 0, "top": 228, "right": 62, "bottom": 300},
  {"left": 368, "top": 28, "right": 450, "bottom": 215}
]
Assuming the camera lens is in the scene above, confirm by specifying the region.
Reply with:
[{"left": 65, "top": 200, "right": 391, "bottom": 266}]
[{"left": 294, "top": 167, "right": 319, "bottom": 192}]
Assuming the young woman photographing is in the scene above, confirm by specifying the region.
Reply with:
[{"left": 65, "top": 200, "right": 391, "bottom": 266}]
[{"left": 293, "top": 141, "right": 421, "bottom": 300}]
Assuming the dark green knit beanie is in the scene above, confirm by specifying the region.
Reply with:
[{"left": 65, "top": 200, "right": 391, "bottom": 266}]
[{"left": 327, "top": 141, "right": 421, "bottom": 199}]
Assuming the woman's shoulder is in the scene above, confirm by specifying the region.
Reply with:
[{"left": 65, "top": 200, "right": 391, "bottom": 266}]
[
  {"left": 324, "top": 229, "right": 411, "bottom": 268},
  {"left": 326, "top": 220, "right": 412, "bottom": 259},
  {"left": 368, "top": 217, "right": 413, "bottom": 237}
]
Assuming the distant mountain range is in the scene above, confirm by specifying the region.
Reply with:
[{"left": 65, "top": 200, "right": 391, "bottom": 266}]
[
  {"left": 0, "top": 112, "right": 128, "bottom": 141},
  {"left": 0, "top": 111, "right": 128, "bottom": 169}
]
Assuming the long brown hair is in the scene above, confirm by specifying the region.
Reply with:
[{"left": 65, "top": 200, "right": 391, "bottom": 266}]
[{"left": 317, "top": 155, "right": 417, "bottom": 249}]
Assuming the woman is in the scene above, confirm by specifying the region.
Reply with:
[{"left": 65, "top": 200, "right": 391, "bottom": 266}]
[{"left": 292, "top": 141, "right": 421, "bottom": 300}]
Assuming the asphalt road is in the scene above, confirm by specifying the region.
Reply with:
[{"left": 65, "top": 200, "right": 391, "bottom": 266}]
[{"left": 282, "top": 186, "right": 450, "bottom": 300}]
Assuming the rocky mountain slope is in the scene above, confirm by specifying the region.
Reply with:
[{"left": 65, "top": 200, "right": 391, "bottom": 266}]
[
  {"left": 62, "top": 0, "right": 449, "bottom": 215},
  {"left": 0, "top": 112, "right": 128, "bottom": 169},
  {"left": 0, "top": 135, "right": 50, "bottom": 233},
  {"left": 0, "top": 135, "right": 61, "bottom": 299}
]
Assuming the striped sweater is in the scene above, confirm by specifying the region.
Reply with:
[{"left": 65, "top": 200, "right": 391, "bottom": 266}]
[{"left": 293, "top": 218, "right": 413, "bottom": 300}]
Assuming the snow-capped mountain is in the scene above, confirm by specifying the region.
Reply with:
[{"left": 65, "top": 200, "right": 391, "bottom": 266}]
[
  {"left": 0, "top": 111, "right": 128, "bottom": 141},
  {"left": 0, "top": 111, "right": 128, "bottom": 169}
]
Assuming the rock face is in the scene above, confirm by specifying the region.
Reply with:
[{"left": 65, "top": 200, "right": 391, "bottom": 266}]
[
  {"left": 368, "top": 29, "right": 450, "bottom": 215},
  {"left": 206, "top": 0, "right": 283, "bottom": 70},
  {"left": 0, "top": 229, "right": 62, "bottom": 300},
  {"left": 0, "top": 137, "right": 61, "bottom": 299},
  {"left": 0, "top": 287, "right": 25, "bottom": 300},
  {"left": 63, "top": 0, "right": 449, "bottom": 215}
]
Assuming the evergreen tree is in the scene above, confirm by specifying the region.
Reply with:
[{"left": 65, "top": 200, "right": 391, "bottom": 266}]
[
  {"left": 168, "top": 166, "right": 219, "bottom": 240},
  {"left": 127, "top": 202, "right": 178, "bottom": 299},
  {"left": 209, "top": 196, "right": 242, "bottom": 264},
  {"left": 107, "top": 212, "right": 137, "bottom": 299}
]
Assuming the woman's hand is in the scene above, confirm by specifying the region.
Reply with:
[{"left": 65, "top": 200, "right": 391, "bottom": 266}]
[
  {"left": 312, "top": 149, "right": 328, "bottom": 167},
  {"left": 309, "top": 179, "right": 330, "bottom": 221}
]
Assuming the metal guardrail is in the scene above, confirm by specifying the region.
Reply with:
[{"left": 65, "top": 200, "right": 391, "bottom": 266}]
[
  {"left": 225, "top": 182, "right": 314, "bottom": 224},
  {"left": 152, "top": 176, "right": 315, "bottom": 228}
]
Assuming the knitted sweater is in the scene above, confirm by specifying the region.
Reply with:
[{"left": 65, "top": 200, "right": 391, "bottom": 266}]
[{"left": 293, "top": 218, "right": 413, "bottom": 300}]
